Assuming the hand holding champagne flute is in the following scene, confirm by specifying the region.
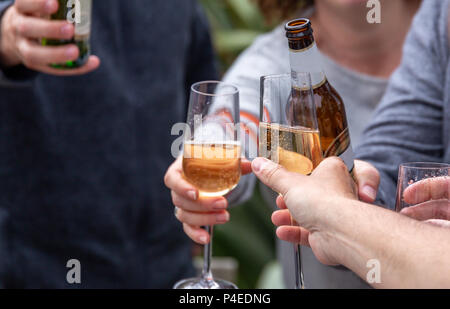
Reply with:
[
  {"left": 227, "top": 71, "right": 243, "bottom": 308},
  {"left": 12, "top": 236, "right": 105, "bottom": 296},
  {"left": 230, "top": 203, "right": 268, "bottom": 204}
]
[
  {"left": 173, "top": 81, "right": 241, "bottom": 289},
  {"left": 259, "top": 73, "right": 323, "bottom": 289}
]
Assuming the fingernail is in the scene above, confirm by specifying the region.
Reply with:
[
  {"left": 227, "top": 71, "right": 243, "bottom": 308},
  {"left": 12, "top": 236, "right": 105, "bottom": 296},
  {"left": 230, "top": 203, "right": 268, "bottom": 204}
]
[
  {"left": 65, "top": 46, "right": 78, "bottom": 59},
  {"left": 187, "top": 190, "right": 197, "bottom": 201},
  {"left": 45, "top": 0, "right": 56, "bottom": 13},
  {"left": 362, "top": 185, "right": 377, "bottom": 201},
  {"left": 213, "top": 199, "right": 227, "bottom": 210},
  {"left": 252, "top": 158, "right": 269, "bottom": 173},
  {"left": 61, "top": 24, "right": 73, "bottom": 36},
  {"left": 199, "top": 236, "right": 208, "bottom": 244},
  {"left": 216, "top": 212, "right": 229, "bottom": 224}
]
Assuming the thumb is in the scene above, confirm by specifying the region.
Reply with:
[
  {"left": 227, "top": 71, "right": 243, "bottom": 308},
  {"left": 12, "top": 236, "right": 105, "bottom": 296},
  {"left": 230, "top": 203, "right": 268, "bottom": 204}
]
[
  {"left": 252, "top": 157, "right": 302, "bottom": 195},
  {"left": 354, "top": 160, "right": 380, "bottom": 203}
]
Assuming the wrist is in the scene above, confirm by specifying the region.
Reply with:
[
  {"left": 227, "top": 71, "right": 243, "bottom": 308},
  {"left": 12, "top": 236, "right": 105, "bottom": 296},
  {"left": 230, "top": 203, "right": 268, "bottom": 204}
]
[
  {"left": 311, "top": 196, "right": 362, "bottom": 266},
  {"left": 0, "top": 6, "right": 21, "bottom": 68}
]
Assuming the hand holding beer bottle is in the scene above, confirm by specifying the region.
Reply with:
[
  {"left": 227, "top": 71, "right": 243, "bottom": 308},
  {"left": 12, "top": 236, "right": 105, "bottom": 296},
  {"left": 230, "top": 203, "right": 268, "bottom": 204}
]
[{"left": 0, "top": 0, "right": 99, "bottom": 75}]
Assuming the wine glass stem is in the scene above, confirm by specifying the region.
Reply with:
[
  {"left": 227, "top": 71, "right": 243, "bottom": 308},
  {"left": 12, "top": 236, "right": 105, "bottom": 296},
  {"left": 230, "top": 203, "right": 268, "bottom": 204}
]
[
  {"left": 294, "top": 244, "right": 305, "bottom": 289},
  {"left": 202, "top": 225, "right": 214, "bottom": 282}
]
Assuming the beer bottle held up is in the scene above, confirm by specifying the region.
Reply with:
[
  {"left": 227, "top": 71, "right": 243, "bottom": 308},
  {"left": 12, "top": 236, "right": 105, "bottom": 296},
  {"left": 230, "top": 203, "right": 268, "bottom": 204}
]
[
  {"left": 285, "top": 18, "right": 354, "bottom": 172},
  {"left": 41, "top": 0, "right": 93, "bottom": 69}
]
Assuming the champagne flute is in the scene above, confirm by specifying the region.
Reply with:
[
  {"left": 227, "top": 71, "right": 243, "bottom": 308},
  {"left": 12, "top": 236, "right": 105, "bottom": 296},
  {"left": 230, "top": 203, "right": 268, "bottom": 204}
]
[
  {"left": 395, "top": 162, "right": 449, "bottom": 221},
  {"left": 259, "top": 73, "right": 323, "bottom": 289},
  {"left": 174, "top": 81, "right": 241, "bottom": 289}
]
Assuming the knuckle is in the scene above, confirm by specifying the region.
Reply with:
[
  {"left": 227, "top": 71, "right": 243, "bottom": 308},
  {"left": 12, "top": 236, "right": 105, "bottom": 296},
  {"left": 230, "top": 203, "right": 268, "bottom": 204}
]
[
  {"left": 163, "top": 171, "right": 171, "bottom": 187},
  {"left": 22, "top": 50, "right": 34, "bottom": 65},
  {"left": 15, "top": 17, "right": 27, "bottom": 36},
  {"left": 171, "top": 192, "right": 182, "bottom": 208},
  {"left": 286, "top": 187, "right": 301, "bottom": 199},
  {"left": 12, "top": 2, "right": 23, "bottom": 14},
  {"left": 10, "top": 15, "right": 20, "bottom": 34},
  {"left": 328, "top": 157, "right": 347, "bottom": 172},
  {"left": 19, "top": 42, "right": 32, "bottom": 63},
  {"left": 372, "top": 168, "right": 380, "bottom": 184},
  {"left": 359, "top": 162, "right": 380, "bottom": 185},
  {"left": 182, "top": 224, "right": 196, "bottom": 241},
  {"left": 265, "top": 164, "right": 283, "bottom": 185},
  {"left": 174, "top": 209, "right": 184, "bottom": 222},
  {"left": 182, "top": 223, "right": 190, "bottom": 235}
]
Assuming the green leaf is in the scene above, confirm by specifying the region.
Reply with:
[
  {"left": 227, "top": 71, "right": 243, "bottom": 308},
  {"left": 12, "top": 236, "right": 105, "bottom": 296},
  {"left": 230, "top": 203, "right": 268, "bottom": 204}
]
[
  {"left": 215, "top": 29, "right": 262, "bottom": 54},
  {"left": 226, "top": 0, "right": 265, "bottom": 29},
  {"left": 214, "top": 186, "right": 276, "bottom": 289}
]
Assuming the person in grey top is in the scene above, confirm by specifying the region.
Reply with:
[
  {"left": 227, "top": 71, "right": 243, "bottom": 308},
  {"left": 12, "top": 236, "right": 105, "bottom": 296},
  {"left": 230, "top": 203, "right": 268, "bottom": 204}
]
[
  {"left": 251, "top": 0, "right": 450, "bottom": 288},
  {"left": 356, "top": 0, "right": 450, "bottom": 209},
  {"left": 164, "top": 0, "right": 422, "bottom": 288}
]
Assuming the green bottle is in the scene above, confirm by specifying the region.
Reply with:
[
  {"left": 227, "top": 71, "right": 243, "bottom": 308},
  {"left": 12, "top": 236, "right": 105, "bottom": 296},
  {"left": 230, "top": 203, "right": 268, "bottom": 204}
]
[{"left": 41, "top": 0, "right": 92, "bottom": 69}]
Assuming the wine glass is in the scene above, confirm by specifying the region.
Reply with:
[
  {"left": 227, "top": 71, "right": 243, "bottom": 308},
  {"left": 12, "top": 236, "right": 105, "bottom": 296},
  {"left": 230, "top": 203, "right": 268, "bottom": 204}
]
[
  {"left": 395, "top": 163, "right": 449, "bottom": 222},
  {"left": 259, "top": 73, "right": 323, "bottom": 289},
  {"left": 174, "top": 81, "right": 241, "bottom": 289}
]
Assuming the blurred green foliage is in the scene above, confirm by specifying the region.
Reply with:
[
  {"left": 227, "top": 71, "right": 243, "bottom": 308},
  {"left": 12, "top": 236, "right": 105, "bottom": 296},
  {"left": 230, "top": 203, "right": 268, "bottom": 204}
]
[
  {"left": 199, "top": 0, "right": 279, "bottom": 289},
  {"left": 213, "top": 185, "right": 276, "bottom": 289},
  {"left": 200, "top": 0, "right": 275, "bottom": 74}
]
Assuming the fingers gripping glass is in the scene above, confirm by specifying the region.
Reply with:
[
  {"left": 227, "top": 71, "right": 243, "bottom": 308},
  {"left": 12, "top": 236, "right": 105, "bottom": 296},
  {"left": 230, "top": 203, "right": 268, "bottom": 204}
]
[
  {"left": 174, "top": 81, "right": 241, "bottom": 289},
  {"left": 395, "top": 162, "right": 449, "bottom": 223},
  {"left": 259, "top": 73, "right": 323, "bottom": 289}
]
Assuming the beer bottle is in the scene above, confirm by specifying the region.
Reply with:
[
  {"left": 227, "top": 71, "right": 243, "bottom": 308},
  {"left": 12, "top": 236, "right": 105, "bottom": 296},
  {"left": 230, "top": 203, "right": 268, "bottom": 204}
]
[
  {"left": 41, "top": 0, "right": 92, "bottom": 69},
  {"left": 285, "top": 18, "right": 354, "bottom": 172}
]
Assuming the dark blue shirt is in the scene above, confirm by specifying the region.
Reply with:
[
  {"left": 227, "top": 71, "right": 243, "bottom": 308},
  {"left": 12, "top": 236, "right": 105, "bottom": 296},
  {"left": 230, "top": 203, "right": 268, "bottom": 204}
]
[{"left": 0, "top": 0, "right": 217, "bottom": 288}]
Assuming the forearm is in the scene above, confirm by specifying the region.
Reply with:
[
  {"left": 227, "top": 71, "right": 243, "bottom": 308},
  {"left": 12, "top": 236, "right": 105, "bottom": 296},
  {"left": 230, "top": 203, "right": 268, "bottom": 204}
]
[{"left": 325, "top": 198, "right": 450, "bottom": 288}]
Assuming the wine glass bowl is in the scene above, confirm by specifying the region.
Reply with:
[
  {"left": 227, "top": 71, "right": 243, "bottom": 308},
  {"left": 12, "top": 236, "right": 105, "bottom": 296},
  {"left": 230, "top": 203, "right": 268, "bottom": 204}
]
[
  {"left": 395, "top": 162, "right": 449, "bottom": 213},
  {"left": 182, "top": 141, "right": 241, "bottom": 197}
]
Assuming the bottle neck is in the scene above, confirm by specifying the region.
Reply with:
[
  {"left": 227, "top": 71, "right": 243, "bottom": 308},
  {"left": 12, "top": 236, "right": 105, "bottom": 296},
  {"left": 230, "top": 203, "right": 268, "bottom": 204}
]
[{"left": 288, "top": 42, "right": 326, "bottom": 88}]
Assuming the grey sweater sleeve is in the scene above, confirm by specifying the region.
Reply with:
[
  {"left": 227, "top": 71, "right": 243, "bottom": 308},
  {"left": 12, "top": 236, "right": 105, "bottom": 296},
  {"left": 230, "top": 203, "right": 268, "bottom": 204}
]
[{"left": 355, "top": 0, "right": 449, "bottom": 209}]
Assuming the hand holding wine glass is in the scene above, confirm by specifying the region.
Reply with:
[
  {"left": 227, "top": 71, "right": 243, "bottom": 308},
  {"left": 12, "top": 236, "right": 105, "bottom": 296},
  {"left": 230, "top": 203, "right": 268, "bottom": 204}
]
[
  {"left": 165, "top": 156, "right": 251, "bottom": 244},
  {"left": 172, "top": 81, "right": 241, "bottom": 289},
  {"left": 252, "top": 156, "right": 359, "bottom": 266},
  {"left": 259, "top": 72, "right": 323, "bottom": 289},
  {"left": 396, "top": 163, "right": 450, "bottom": 228}
]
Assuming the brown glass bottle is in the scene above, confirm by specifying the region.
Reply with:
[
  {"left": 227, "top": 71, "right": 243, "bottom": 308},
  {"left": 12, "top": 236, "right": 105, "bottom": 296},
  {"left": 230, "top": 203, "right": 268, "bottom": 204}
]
[{"left": 285, "top": 18, "right": 354, "bottom": 172}]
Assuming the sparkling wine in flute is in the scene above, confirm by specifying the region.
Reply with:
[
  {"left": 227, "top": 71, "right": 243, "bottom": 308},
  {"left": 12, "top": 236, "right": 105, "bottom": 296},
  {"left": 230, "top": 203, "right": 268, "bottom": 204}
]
[
  {"left": 175, "top": 81, "right": 240, "bottom": 290},
  {"left": 183, "top": 142, "right": 241, "bottom": 197},
  {"left": 260, "top": 72, "right": 322, "bottom": 290},
  {"left": 259, "top": 123, "right": 322, "bottom": 175}
]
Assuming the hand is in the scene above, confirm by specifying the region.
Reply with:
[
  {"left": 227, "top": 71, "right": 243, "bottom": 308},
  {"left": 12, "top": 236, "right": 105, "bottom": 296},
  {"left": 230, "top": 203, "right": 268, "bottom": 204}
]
[
  {"left": 260, "top": 159, "right": 379, "bottom": 255},
  {"left": 253, "top": 156, "right": 358, "bottom": 266},
  {"left": 164, "top": 156, "right": 252, "bottom": 244},
  {"left": 400, "top": 176, "right": 450, "bottom": 228},
  {"left": 0, "top": 0, "right": 99, "bottom": 75}
]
